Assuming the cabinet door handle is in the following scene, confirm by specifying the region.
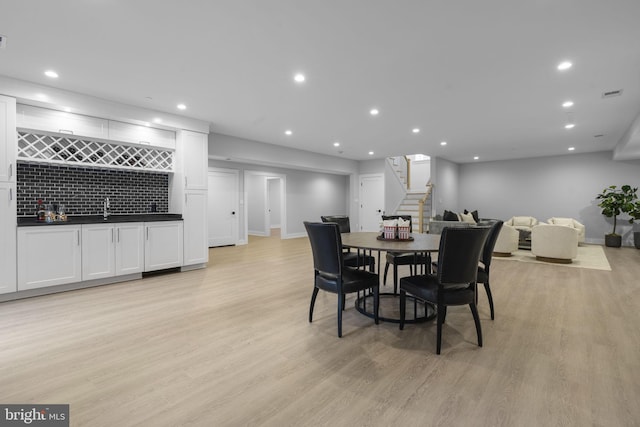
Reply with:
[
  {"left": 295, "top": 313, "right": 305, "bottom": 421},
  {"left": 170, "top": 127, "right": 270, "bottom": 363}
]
[
  {"left": 111, "top": 228, "right": 114, "bottom": 243},
  {"left": 117, "top": 228, "right": 120, "bottom": 242},
  {"left": 184, "top": 176, "right": 188, "bottom": 188},
  {"left": 185, "top": 194, "right": 188, "bottom": 205},
  {"left": 9, "top": 188, "right": 13, "bottom": 201},
  {"left": 59, "top": 129, "right": 74, "bottom": 135},
  {"left": 8, "top": 163, "right": 12, "bottom": 179},
  {"left": 146, "top": 227, "right": 149, "bottom": 240},
  {"left": 77, "top": 230, "right": 80, "bottom": 246}
]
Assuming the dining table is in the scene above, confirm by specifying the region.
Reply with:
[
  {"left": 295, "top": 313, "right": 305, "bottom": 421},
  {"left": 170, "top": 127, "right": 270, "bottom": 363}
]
[{"left": 341, "top": 231, "right": 441, "bottom": 324}]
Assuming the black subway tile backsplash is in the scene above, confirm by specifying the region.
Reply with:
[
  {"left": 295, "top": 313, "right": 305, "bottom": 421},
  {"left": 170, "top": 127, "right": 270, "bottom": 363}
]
[{"left": 17, "top": 162, "right": 169, "bottom": 216}]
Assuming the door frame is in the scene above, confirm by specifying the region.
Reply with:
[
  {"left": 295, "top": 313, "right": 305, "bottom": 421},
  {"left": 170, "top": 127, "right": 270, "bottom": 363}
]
[{"left": 244, "top": 170, "right": 287, "bottom": 240}]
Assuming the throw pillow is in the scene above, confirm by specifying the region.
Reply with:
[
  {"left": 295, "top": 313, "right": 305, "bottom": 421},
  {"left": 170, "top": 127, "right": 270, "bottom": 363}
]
[
  {"left": 443, "top": 210, "right": 459, "bottom": 221},
  {"left": 464, "top": 209, "right": 480, "bottom": 223},
  {"left": 460, "top": 212, "right": 476, "bottom": 224}
]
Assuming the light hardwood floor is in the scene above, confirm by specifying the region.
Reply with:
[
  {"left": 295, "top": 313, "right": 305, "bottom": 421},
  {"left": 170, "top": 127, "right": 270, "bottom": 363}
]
[{"left": 1, "top": 234, "right": 639, "bottom": 426}]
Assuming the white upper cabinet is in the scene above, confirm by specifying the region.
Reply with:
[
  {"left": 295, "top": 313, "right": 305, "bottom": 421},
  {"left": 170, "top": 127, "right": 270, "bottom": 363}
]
[
  {"left": 0, "top": 95, "right": 16, "bottom": 182},
  {"left": 180, "top": 130, "right": 208, "bottom": 190},
  {"left": 108, "top": 120, "right": 176, "bottom": 149},
  {"left": 16, "top": 104, "right": 108, "bottom": 140}
]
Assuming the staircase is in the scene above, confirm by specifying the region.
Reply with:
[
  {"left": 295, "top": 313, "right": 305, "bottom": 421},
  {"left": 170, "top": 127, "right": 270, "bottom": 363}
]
[{"left": 395, "top": 189, "right": 433, "bottom": 233}]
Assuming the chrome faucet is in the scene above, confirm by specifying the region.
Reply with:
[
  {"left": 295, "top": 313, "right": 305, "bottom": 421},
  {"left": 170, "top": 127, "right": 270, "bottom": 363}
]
[{"left": 103, "top": 197, "right": 110, "bottom": 220}]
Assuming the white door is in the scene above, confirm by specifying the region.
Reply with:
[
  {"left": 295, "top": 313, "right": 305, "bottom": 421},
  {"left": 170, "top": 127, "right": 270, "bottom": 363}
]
[
  {"left": 82, "top": 224, "right": 116, "bottom": 280},
  {"left": 359, "top": 174, "right": 384, "bottom": 231},
  {"left": 183, "top": 191, "right": 209, "bottom": 265},
  {"left": 115, "top": 223, "right": 144, "bottom": 275},
  {"left": 208, "top": 169, "right": 239, "bottom": 246},
  {"left": 144, "top": 222, "right": 183, "bottom": 271}
]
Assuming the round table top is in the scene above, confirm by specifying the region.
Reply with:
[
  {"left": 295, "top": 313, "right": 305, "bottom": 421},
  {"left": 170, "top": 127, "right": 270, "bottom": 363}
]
[{"left": 341, "top": 232, "right": 440, "bottom": 252}]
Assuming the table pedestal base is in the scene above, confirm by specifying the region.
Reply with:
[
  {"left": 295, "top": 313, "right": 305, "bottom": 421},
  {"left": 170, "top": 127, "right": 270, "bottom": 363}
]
[{"left": 355, "top": 292, "right": 436, "bottom": 324}]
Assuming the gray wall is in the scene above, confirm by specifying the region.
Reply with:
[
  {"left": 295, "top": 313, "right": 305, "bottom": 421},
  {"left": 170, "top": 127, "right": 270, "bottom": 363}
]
[
  {"left": 432, "top": 157, "right": 460, "bottom": 215},
  {"left": 458, "top": 151, "right": 640, "bottom": 245}
]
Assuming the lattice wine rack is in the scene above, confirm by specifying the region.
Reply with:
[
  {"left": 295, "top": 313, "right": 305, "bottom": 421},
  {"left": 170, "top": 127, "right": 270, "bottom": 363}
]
[{"left": 17, "top": 131, "right": 174, "bottom": 172}]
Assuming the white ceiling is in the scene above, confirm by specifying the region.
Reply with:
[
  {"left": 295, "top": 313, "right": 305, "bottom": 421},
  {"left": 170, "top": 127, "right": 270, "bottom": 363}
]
[{"left": 1, "top": 0, "right": 640, "bottom": 163}]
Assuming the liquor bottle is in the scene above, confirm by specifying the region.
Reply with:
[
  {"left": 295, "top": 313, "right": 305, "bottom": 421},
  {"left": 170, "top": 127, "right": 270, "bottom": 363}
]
[{"left": 36, "top": 199, "right": 45, "bottom": 221}]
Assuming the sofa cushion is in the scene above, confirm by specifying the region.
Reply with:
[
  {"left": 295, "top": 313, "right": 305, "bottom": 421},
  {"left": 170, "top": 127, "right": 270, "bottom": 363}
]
[
  {"left": 512, "top": 216, "right": 532, "bottom": 227},
  {"left": 443, "top": 210, "right": 460, "bottom": 221},
  {"left": 551, "top": 217, "right": 573, "bottom": 227}
]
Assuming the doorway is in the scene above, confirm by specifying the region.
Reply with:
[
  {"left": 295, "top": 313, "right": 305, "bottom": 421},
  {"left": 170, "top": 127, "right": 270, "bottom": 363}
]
[{"left": 244, "top": 171, "right": 287, "bottom": 239}]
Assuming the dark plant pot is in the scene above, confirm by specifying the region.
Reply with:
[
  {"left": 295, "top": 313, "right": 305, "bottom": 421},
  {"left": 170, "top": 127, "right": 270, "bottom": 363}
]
[
  {"left": 605, "top": 234, "right": 622, "bottom": 248},
  {"left": 634, "top": 232, "right": 640, "bottom": 249}
]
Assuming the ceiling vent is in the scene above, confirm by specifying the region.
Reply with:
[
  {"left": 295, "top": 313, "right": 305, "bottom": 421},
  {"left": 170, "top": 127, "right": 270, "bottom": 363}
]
[
  {"left": 0, "top": 35, "right": 6, "bottom": 49},
  {"left": 602, "top": 89, "right": 623, "bottom": 98}
]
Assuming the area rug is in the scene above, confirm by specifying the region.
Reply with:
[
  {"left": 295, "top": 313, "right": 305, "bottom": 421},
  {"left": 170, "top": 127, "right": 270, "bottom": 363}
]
[{"left": 494, "top": 244, "right": 611, "bottom": 271}]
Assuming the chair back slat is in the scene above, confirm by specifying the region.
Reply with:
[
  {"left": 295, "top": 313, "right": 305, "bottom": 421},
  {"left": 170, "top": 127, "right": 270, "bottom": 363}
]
[
  {"left": 437, "top": 227, "right": 490, "bottom": 285},
  {"left": 304, "top": 221, "right": 343, "bottom": 276},
  {"left": 320, "top": 215, "right": 351, "bottom": 233}
]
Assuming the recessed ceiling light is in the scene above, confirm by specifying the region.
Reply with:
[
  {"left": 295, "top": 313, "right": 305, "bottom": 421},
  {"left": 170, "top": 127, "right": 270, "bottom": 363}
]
[
  {"left": 285, "top": 130, "right": 292, "bottom": 136},
  {"left": 368, "top": 151, "right": 374, "bottom": 155},
  {"left": 557, "top": 61, "right": 572, "bottom": 71},
  {"left": 333, "top": 142, "right": 340, "bottom": 147},
  {"left": 177, "top": 103, "right": 187, "bottom": 110},
  {"left": 412, "top": 128, "right": 420, "bottom": 133},
  {"left": 440, "top": 141, "right": 447, "bottom": 146},
  {"left": 562, "top": 101, "right": 574, "bottom": 108},
  {"left": 294, "top": 73, "right": 305, "bottom": 83},
  {"left": 44, "top": 70, "right": 58, "bottom": 78},
  {"left": 473, "top": 156, "right": 479, "bottom": 160},
  {"left": 568, "top": 147, "right": 575, "bottom": 151},
  {"left": 370, "top": 109, "right": 379, "bottom": 116},
  {"left": 144, "top": 122, "right": 151, "bottom": 127},
  {"left": 565, "top": 123, "right": 575, "bottom": 129},
  {"left": 63, "top": 107, "right": 71, "bottom": 112},
  {"left": 153, "top": 118, "right": 162, "bottom": 124}
]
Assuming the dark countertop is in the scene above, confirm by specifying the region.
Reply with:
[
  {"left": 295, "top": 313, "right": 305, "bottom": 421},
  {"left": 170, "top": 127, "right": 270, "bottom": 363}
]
[{"left": 18, "top": 213, "right": 183, "bottom": 226}]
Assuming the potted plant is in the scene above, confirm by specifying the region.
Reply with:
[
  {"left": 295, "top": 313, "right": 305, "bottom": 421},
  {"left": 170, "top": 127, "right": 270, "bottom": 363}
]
[
  {"left": 628, "top": 200, "right": 640, "bottom": 249},
  {"left": 596, "top": 185, "right": 638, "bottom": 247}
]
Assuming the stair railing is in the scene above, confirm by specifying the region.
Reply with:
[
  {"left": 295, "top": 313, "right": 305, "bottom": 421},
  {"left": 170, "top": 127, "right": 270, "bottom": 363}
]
[{"left": 418, "top": 180, "right": 433, "bottom": 233}]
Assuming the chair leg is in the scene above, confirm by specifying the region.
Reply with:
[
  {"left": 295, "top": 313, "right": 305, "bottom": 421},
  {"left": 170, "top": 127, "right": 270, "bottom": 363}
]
[
  {"left": 373, "top": 286, "right": 379, "bottom": 325},
  {"left": 484, "top": 281, "right": 495, "bottom": 320},
  {"left": 383, "top": 262, "right": 390, "bottom": 286},
  {"left": 393, "top": 263, "right": 399, "bottom": 295},
  {"left": 399, "top": 289, "right": 406, "bottom": 330},
  {"left": 470, "top": 303, "right": 483, "bottom": 347},
  {"left": 337, "top": 293, "right": 343, "bottom": 338},
  {"left": 309, "top": 287, "right": 319, "bottom": 323},
  {"left": 342, "top": 294, "right": 346, "bottom": 311},
  {"left": 436, "top": 303, "right": 446, "bottom": 355}
]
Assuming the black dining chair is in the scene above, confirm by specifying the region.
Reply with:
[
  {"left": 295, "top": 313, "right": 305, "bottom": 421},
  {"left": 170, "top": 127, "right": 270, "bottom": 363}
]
[
  {"left": 399, "top": 226, "right": 490, "bottom": 354},
  {"left": 320, "top": 215, "right": 375, "bottom": 271},
  {"left": 304, "top": 221, "right": 379, "bottom": 337},
  {"left": 476, "top": 220, "right": 503, "bottom": 320},
  {"left": 381, "top": 215, "right": 427, "bottom": 294}
]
